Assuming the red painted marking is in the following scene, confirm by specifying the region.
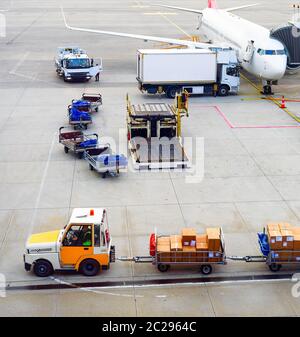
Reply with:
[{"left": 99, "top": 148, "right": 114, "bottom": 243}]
[{"left": 198, "top": 105, "right": 300, "bottom": 129}]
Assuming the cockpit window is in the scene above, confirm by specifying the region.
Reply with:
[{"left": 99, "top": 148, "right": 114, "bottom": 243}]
[{"left": 257, "top": 49, "right": 286, "bottom": 56}]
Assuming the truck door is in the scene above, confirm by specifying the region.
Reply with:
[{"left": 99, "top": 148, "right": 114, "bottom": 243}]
[
  {"left": 93, "top": 213, "right": 110, "bottom": 265},
  {"left": 60, "top": 224, "right": 93, "bottom": 266}
]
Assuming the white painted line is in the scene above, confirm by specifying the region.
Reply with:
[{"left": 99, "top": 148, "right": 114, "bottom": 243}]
[
  {"left": 27, "top": 132, "right": 56, "bottom": 236},
  {"left": 143, "top": 12, "right": 177, "bottom": 15},
  {"left": 9, "top": 52, "right": 30, "bottom": 75},
  {"left": 50, "top": 277, "right": 144, "bottom": 298}
]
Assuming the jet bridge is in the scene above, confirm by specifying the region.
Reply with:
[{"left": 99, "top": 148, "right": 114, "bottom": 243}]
[{"left": 270, "top": 23, "right": 300, "bottom": 72}]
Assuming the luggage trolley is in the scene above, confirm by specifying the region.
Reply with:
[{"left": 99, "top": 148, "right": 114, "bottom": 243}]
[
  {"left": 81, "top": 93, "right": 102, "bottom": 112},
  {"left": 59, "top": 127, "right": 98, "bottom": 159}
]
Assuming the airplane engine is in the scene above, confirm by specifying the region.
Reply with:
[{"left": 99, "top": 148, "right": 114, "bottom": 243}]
[{"left": 270, "top": 23, "right": 300, "bottom": 73}]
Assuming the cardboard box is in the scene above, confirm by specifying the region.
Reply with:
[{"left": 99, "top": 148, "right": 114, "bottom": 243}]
[
  {"left": 279, "top": 223, "right": 292, "bottom": 231},
  {"left": 170, "top": 235, "right": 183, "bottom": 251},
  {"left": 157, "top": 237, "right": 171, "bottom": 262},
  {"left": 182, "top": 246, "right": 197, "bottom": 262},
  {"left": 292, "top": 227, "right": 300, "bottom": 235},
  {"left": 280, "top": 229, "right": 294, "bottom": 250},
  {"left": 271, "top": 251, "right": 291, "bottom": 262},
  {"left": 267, "top": 223, "right": 280, "bottom": 232},
  {"left": 293, "top": 235, "right": 300, "bottom": 251},
  {"left": 268, "top": 230, "right": 283, "bottom": 250},
  {"left": 208, "top": 251, "right": 223, "bottom": 263},
  {"left": 181, "top": 228, "right": 196, "bottom": 246},
  {"left": 293, "top": 252, "right": 300, "bottom": 262},
  {"left": 206, "top": 228, "right": 221, "bottom": 251}
]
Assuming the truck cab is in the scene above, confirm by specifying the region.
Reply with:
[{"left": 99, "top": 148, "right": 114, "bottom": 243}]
[
  {"left": 24, "top": 208, "right": 115, "bottom": 277},
  {"left": 55, "top": 46, "right": 102, "bottom": 82}
]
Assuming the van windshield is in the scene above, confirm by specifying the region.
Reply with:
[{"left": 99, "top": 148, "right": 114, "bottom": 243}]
[{"left": 66, "top": 58, "right": 90, "bottom": 69}]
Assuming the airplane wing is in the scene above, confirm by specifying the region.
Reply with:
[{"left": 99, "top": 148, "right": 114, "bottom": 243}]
[
  {"left": 61, "top": 7, "right": 214, "bottom": 49},
  {"left": 152, "top": 3, "right": 259, "bottom": 13},
  {"left": 151, "top": 4, "right": 203, "bottom": 15},
  {"left": 224, "top": 4, "right": 260, "bottom": 12}
]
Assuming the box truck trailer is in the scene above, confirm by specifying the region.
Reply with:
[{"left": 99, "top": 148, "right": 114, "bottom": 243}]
[{"left": 137, "top": 48, "right": 240, "bottom": 98}]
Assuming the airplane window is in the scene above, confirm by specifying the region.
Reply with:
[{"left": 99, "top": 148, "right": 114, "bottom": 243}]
[
  {"left": 265, "top": 50, "right": 276, "bottom": 55},
  {"left": 276, "top": 50, "right": 286, "bottom": 55}
]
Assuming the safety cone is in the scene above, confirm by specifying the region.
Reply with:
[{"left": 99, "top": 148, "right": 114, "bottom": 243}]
[{"left": 280, "top": 96, "right": 286, "bottom": 109}]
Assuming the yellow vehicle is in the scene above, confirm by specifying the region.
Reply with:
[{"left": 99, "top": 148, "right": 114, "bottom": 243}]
[{"left": 24, "top": 208, "right": 115, "bottom": 277}]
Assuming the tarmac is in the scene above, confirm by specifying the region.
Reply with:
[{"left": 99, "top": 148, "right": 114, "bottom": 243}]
[{"left": 1, "top": 0, "right": 300, "bottom": 316}]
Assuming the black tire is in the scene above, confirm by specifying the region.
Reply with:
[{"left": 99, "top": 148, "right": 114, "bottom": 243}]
[
  {"left": 84, "top": 124, "right": 88, "bottom": 130},
  {"left": 218, "top": 85, "right": 229, "bottom": 96},
  {"left": 64, "top": 146, "right": 69, "bottom": 154},
  {"left": 157, "top": 264, "right": 170, "bottom": 272},
  {"left": 200, "top": 264, "right": 212, "bottom": 275},
  {"left": 33, "top": 260, "right": 54, "bottom": 277},
  {"left": 89, "top": 164, "right": 94, "bottom": 171},
  {"left": 95, "top": 107, "right": 98, "bottom": 113},
  {"left": 80, "top": 259, "right": 100, "bottom": 276},
  {"left": 269, "top": 263, "right": 282, "bottom": 272},
  {"left": 78, "top": 152, "right": 84, "bottom": 159},
  {"left": 166, "top": 86, "right": 179, "bottom": 99}
]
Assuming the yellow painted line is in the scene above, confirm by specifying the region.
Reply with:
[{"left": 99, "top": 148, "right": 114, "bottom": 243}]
[
  {"left": 158, "top": 12, "right": 192, "bottom": 39},
  {"left": 241, "top": 73, "right": 300, "bottom": 123}
]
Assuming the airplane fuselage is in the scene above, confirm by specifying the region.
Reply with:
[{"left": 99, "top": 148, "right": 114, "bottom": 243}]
[{"left": 200, "top": 9, "right": 287, "bottom": 82}]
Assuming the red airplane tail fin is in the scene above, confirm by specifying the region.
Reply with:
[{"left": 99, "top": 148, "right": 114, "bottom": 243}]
[{"left": 208, "top": 0, "right": 217, "bottom": 8}]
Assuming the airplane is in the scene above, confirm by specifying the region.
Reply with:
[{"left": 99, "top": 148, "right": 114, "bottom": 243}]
[{"left": 61, "top": 1, "right": 288, "bottom": 95}]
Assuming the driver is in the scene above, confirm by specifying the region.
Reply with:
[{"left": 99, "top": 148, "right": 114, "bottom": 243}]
[{"left": 80, "top": 225, "right": 92, "bottom": 246}]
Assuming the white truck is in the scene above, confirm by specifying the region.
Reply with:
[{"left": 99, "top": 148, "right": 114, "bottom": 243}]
[
  {"left": 137, "top": 48, "right": 240, "bottom": 98},
  {"left": 55, "top": 47, "right": 102, "bottom": 82}
]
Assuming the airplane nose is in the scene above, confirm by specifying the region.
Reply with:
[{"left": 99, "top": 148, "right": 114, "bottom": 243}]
[{"left": 263, "top": 58, "right": 287, "bottom": 80}]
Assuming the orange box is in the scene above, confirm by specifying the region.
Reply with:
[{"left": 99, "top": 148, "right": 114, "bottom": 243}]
[
  {"left": 267, "top": 223, "right": 280, "bottom": 232},
  {"left": 182, "top": 246, "right": 197, "bottom": 262},
  {"left": 268, "top": 230, "right": 283, "bottom": 250},
  {"left": 181, "top": 228, "right": 197, "bottom": 247},
  {"left": 293, "top": 235, "right": 300, "bottom": 251},
  {"left": 292, "top": 227, "right": 300, "bottom": 235},
  {"left": 271, "top": 251, "right": 291, "bottom": 262},
  {"left": 208, "top": 251, "right": 223, "bottom": 263},
  {"left": 279, "top": 223, "right": 292, "bottom": 231},
  {"left": 280, "top": 229, "right": 294, "bottom": 250},
  {"left": 206, "top": 228, "right": 221, "bottom": 251},
  {"left": 170, "top": 235, "right": 183, "bottom": 251}
]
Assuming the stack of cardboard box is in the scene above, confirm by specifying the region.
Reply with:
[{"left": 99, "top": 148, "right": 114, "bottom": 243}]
[
  {"left": 267, "top": 223, "right": 300, "bottom": 262},
  {"left": 155, "top": 228, "right": 223, "bottom": 264},
  {"left": 196, "top": 234, "right": 208, "bottom": 262},
  {"left": 170, "top": 235, "right": 183, "bottom": 262},
  {"left": 206, "top": 228, "right": 223, "bottom": 262},
  {"left": 156, "top": 236, "right": 171, "bottom": 262},
  {"left": 181, "top": 228, "right": 197, "bottom": 262}
]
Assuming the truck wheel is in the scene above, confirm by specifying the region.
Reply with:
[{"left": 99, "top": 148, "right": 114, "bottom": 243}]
[
  {"left": 33, "top": 260, "right": 54, "bottom": 277},
  {"left": 218, "top": 85, "right": 229, "bottom": 96},
  {"left": 166, "top": 86, "right": 179, "bottom": 99},
  {"left": 78, "top": 152, "right": 84, "bottom": 159},
  {"left": 200, "top": 264, "right": 212, "bottom": 275},
  {"left": 89, "top": 164, "right": 94, "bottom": 171},
  {"left": 64, "top": 146, "right": 69, "bottom": 154},
  {"left": 80, "top": 259, "right": 100, "bottom": 276},
  {"left": 269, "top": 263, "right": 282, "bottom": 272},
  {"left": 157, "top": 264, "right": 170, "bottom": 272}
]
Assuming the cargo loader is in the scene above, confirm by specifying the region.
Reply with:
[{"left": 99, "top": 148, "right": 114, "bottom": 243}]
[
  {"left": 126, "top": 92, "right": 190, "bottom": 170},
  {"left": 136, "top": 48, "right": 240, "bottom": 98}
]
